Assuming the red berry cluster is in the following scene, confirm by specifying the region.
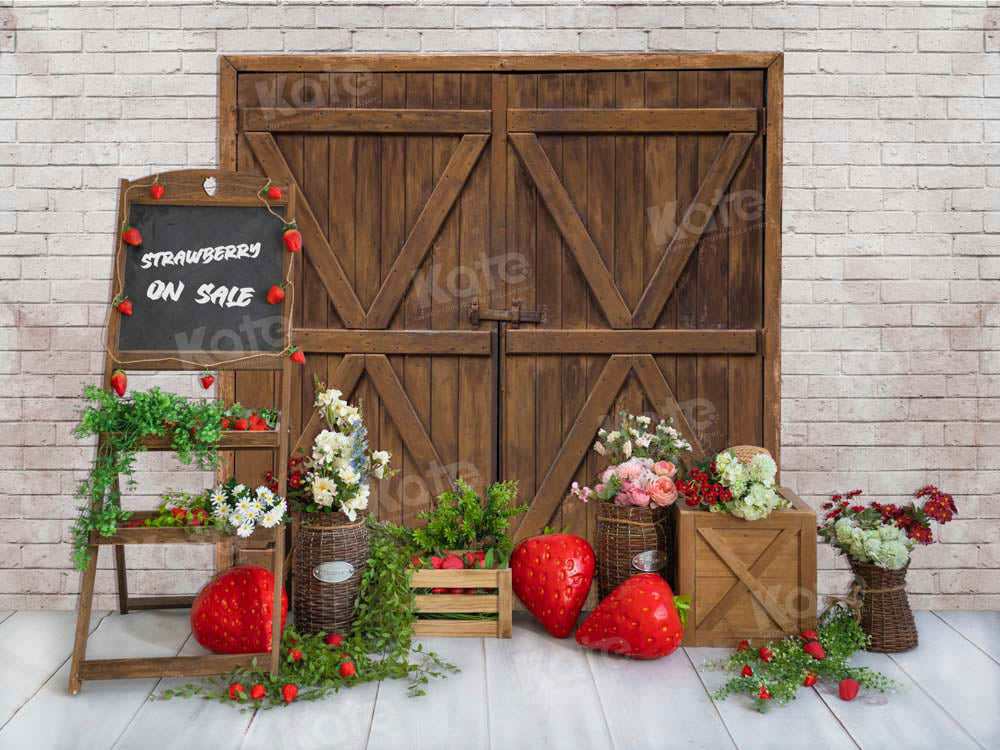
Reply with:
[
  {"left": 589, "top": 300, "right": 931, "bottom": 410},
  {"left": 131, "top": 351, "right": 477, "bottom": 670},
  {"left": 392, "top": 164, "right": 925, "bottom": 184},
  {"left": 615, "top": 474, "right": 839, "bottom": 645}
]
[
  {"left": 264, "top": 455, "right": 307, "bottom": 494},
  {"left": 677, "top": 463, "right": 733, "bottom": 509}
]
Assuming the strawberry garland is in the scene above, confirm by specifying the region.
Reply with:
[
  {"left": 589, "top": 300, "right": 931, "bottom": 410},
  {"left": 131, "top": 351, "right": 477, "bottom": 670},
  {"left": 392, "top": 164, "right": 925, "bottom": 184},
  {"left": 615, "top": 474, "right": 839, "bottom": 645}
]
[{"left": 709, "top": 606, "right": 897, "bottom": 712}]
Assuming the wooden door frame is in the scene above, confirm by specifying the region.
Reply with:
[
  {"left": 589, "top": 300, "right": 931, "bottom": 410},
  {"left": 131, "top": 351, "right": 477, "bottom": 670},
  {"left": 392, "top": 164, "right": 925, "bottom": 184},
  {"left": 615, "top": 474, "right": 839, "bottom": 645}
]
[{"left": 218, "top": 50, "right": 783, "bottom": 480}]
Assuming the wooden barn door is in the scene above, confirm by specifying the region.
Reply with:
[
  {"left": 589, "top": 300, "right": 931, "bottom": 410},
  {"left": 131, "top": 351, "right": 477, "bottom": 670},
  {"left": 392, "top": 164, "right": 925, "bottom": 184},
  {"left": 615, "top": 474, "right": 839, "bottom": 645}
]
[
  {"left": 230, "top": 71, "right": 498, "bottom": 527},
  {"left": 498, "top": 71, "right": 768, "bottom": 544}
]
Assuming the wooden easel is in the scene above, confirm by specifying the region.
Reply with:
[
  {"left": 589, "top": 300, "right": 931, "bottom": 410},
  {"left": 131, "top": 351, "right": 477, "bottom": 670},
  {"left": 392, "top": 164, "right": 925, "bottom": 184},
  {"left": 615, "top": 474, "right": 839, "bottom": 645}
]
[{"left": 69, "top": 170, "right": 296, "bottom": 693}]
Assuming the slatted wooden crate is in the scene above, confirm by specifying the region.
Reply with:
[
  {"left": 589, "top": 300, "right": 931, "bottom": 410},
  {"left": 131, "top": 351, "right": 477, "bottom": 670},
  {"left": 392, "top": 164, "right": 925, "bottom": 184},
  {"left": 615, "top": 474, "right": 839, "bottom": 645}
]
[
  {"left": 672, "top": 487, "right": 817, "bottom": 647},
  {"left": 410, "top": 566, "right": 513, "bottom": 639}
]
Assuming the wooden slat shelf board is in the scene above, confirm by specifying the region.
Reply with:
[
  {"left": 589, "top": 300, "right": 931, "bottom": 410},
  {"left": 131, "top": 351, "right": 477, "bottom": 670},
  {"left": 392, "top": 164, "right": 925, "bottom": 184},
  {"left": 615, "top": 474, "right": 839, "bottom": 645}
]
[
  {"left": 506, "top": 329, "right": 759, "bottom": 355},
  {"left": 242, "top": 107, "right": 492, "bottom": 133},
  {"left": 414, "top": 594, "right": 500, "bottom": 614},
  {"left": 78, "top": 653, "right": 270, "bottom": 681},
  {"left": 412, "top": 620, "right": 500, "bottom": 638},
  {"left": 89, "top": 520, "right": 278, "bottom": 546},
  {"left": 294, "top": 329, "right": 492, "bottom": 356},
  {"left": 138, "top": 427, "right": 281, "bottom": 450},
  {"left": 124, "top": 596, "right": 196, "bottom": 611},
  {"left": 507, "top": 107, "right": 760, "bottom": 133}
]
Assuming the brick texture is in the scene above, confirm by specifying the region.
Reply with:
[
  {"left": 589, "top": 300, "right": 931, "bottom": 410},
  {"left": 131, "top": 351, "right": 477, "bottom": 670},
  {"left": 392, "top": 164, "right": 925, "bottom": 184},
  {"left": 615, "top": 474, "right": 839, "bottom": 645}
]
[{"left": 2, "top": 1, "right": 1000, "bottom": 611}]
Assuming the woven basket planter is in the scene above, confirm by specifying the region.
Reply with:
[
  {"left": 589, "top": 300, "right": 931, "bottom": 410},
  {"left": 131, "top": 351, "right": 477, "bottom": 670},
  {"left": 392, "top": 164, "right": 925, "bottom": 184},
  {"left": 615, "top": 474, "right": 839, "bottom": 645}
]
[
  {"left": 292, "top": 511, "right": 368, "bottom": 635},
  {"left": 850, "top": 560, "right": 917, "bottom": 653},
  {"left": 595, "top": 503, "right": 674, "bottom": 600}
]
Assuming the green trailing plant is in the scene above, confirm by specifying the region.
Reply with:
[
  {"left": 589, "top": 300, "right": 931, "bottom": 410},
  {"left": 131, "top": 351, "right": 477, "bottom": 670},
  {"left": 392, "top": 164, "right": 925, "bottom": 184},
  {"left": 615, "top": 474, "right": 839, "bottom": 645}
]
[
  {"left": 709, "top": 605, "right": 898, "bottom": 712},
  {"left": 412, "top": 479, "right": 525, "bottom": 556},
  {"left": 160, "top": 518, "right": 457, "bottom": 706},
  {"left": 71, "top": 386, "right": 226, "bottom": 570}
]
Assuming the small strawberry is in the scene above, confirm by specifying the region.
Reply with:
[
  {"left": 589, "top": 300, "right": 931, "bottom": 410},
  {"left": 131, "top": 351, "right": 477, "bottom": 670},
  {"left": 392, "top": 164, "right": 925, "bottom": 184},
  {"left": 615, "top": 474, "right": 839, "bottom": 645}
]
[
  {"left": 110, "top": 369, "right": 127, "bottom": 397},
  {"left": 125, "top": 519, "right": 144, "bottom": 528},
  {"left": 268, "top": 185, "right": 282, "bottom": 200},
  {"left": 290, "top": 649, "right": 303, "bottom": 663},
  {"left": 741, "top": 664, "right": 753, "bottom": 678},
  {"left": 737, "top": 640, "right": 751, "bottom": 652},
  {"left": 122, "top": 226, "right": 142, "bottom": 246},
  {"left": 283, "top": 222, "right": 302, "bottom": 253},
  {"left": 339, "top": 661, "right": 355, "bottom": 678},
  {"left": 150, "top": 183, "right": 165, "bottom": 200},
  {"left": 190, "top": 509, "right": 207, "bottom": 527},
  {"left": 803, "top": 671, "right": 818, "bottom": 687},
  {"left": 801, "top": 629, "right": 819, "bottom": 641},
  {"left": 115, "top": 297, "right": 133, "bottom": 316},
  {"left": 281, "top": 683, "right": 298, "bottom": 704},
  {"left": 839, "top": 678, "right": 860, "bottom": 701},
  {"left": 266, "top": 284, "right": 285, "bottom": 305},
  {"left": 221, "top": 417, "right": 231, "bottom": 429},
  {"left": 410, "top": 556, "right": 424, "bottom": 568},
  {"left": 290, "top": 347, "right": 305, "bottom": 365},
  {"left": 249, "top": 422, "right": 268, "bottom": 431},
  {"left": 758, "top": 646, "right": 773, "bottom": 663},
  {"left": 171, "top": 507, "right": 186, "bottom": 521},
  {"left": 250, "top": 683, "right": 266, "bottom": 701},
  {"left": 233, "top": 417, "right": 249, "bottom": 431},
  {"left": 803, "top": 640, "right": 826, "bottom": 661},
  {"left": 758, "top": 685, "right": 772, "bottom": 701},
  {"left": 200, "top": 372, "right": 215, "bottom": 389},
  {"left": 441, "top": 553, "right": 464, "bottom": 570},
  {"left": 228, "top": 683, "right": 246, "bottom": 700},
  {"left": 325, "top": 633, "right": 344, "bottom": 648}
]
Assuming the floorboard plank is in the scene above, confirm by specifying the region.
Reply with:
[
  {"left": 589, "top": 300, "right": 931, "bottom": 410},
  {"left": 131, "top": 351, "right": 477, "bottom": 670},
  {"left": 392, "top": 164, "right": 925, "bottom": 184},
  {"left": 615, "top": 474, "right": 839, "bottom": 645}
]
[
  {"left": 0, "top": 609, "right": 109, "bottom": 729},
  {"left": 112, "top": 636, "right": 257, "bottom": 750},
  {"left": 587, "top": 645, "right": 736, "bottom": 749},
  {"left": 692, "top": 647, "right": 859, "bottom": 750},
  {"left": 813, "top": 648, "right": 981, "bottom": 750},
  {"left": 0, "top": 611, "right": 191, "bottom": 750},
  {"left": 484, "top": 616, "right": 613, "bottom": 750},
  {"left": 0, "top": 612, "right": 13, "bottom": 626},
  {"left": 240, "top": 669, "right": 379, "bottom": 750},
  {"left": 889, "top": 611, "right": 1000, "bottom": 748},
  {"left": 934, "top": 611, "right": 1000, "bottom": 665},
  {"left": 366, "top": 638, "right": 488, "bottom": 750}
]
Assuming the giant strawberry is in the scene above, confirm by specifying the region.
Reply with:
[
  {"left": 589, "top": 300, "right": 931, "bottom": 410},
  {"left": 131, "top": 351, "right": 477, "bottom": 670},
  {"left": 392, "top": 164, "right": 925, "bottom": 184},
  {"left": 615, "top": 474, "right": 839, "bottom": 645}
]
[
  {"left": 511, "top": 533, "right": 594, "bottom": 638},
  {"left": 191, "top": 565, "right": 288, "bottom": 654},
  {"left": 575, "top": 573, "right": 684, "bottom": 660}
]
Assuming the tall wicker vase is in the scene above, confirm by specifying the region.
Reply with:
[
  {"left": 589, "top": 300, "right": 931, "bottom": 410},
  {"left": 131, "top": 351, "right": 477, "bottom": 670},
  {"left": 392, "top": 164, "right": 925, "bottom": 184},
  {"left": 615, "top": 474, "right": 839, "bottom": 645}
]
[
  {"left": 850, "top": 560, "right": 917, "bottom": 653},
  {"left": 595, "top": 504, "right": 674, "bottom": 599},
  {"left": 293, "top": 511, "right": 369, "bottom": 635}
]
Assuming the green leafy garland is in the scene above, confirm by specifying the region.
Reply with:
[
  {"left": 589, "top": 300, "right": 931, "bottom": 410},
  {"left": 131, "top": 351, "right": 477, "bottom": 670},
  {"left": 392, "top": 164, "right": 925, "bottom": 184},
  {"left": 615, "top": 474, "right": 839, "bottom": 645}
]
[
  {"left": 72, "top": 386, "right": 226, "bottom": 570},
  {"left": 709, "top": 605, "right": 898, "bottom": 712},
  {"left": 411, "top": 479, "right": 525, "bottom": 556},
  {"left": 162, "top": 518, "right": 457, "bottom": 706}
]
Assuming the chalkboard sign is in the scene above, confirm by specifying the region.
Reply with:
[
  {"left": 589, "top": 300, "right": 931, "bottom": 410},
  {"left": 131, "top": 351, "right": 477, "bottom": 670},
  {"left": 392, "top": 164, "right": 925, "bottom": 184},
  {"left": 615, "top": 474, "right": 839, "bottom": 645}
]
[{"left": 108, "top": 170, "right": 295, "bottom": 370}]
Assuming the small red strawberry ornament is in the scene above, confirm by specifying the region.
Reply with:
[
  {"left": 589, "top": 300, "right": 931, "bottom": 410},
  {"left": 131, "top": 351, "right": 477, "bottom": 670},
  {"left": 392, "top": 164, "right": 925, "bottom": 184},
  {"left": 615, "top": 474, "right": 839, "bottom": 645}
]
[
  {"left": 803, "top": 640, "right": 826, "bottom": 661},
  {"left": 282, "top": 684, "right": 298, "bottom": 704},
  {"left": 233, "top": 417, "right": 249, "bottom": 431},
  {"left": 283, "top": 222, "right": 302, "bottom": 253},
  {"left": 266, "top": 284, "right": 285, "bottom": 305},
  {"left": 190, "top": 565, "right": 288, "bottom": 654},
  {"left": 325, "top": 633, "right": 344, "bottom": 648},
  {"left": 122, "top": 226, "right": 142, "bottom": 246},
  {"left": 290, "top": 649, "right": 303, "bottom": 663},
  {"left": 758, "top": 646, "right": 773, "bottom": 663},
  {"left": 110, "top": 369, "right": 127, "bottom": 397},
  {"left": 575, "top": 574, "right": 684, "bottom": 659},
  {"left": 758, "top": 685, "right": 772, "bottom": 701},
  {"left": 801, "top": 629, "right": 819, "bottom": 641},
  {"left": 200, "top": 372, "right": 215, "bottom": 389},
  {"left": 228, "top": 683, "right": 246, "bottom": 700},
  {"left": 268, "top": 185, "right": 282, "bottom": 200},
  {"left": 803, "top": 670, "right": 818, "bottom": 687},
  {"left": 839, "top": 678, "right": 860, "bottom": 702},
  {"left": 115, "top": 297, "right": 132, "bottom": 316},
  {"left": 741, "top": 664, "right": 753, "bottom": 678},
  {"left": 290, "top": 347, "right": 305, "bottom": 365},
  {"left": 150, "top": 183, "right": 165, "bottom": 200},
  {"left": 250, "top": 684, "right": 266, "bottom": 701},
  {"left": 339, "top": 661, "right": 356, "bottom": 678},
  {"left": 512, "top": 533, "right": 594, "bottom": 638},
  {"left": 737, "top": 639, "right": 751, "bottom": 652}
]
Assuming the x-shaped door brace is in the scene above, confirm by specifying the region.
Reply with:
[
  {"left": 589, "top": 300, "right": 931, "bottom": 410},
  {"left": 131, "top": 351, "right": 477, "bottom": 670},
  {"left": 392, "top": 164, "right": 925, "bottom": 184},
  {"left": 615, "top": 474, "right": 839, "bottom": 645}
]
[
  {"left": 246, "top": 132, "right": 488, "bottom": 330},
  {"left": 514, "top": 353, "right": 707, "bottom": 542},
  {"left": 291, "top": 353, "right": 455, "bottom": 496},
  {"left": 508, "top": 131, "right": 755, "bottom": 329}
]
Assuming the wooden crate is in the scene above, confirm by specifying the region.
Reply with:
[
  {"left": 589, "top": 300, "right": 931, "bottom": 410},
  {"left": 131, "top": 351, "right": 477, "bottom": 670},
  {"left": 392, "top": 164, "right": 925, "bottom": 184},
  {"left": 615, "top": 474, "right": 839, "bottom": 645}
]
[
  {"left": 409, "top": 566, "right": 513, "bottom": 639},
  {"left": 672, "top": 487, "right": 817, "bottom": 647}
]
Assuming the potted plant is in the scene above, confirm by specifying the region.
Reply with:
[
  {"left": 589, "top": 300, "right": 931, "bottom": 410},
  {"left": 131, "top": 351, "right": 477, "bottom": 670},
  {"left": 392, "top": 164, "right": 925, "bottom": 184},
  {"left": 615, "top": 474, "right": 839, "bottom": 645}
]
[
  {"left": 818, "top": 486, "right": 957, "bottom": 652},
  {"left": 570, "top": 411, "right": 691, "bottom": 599}
]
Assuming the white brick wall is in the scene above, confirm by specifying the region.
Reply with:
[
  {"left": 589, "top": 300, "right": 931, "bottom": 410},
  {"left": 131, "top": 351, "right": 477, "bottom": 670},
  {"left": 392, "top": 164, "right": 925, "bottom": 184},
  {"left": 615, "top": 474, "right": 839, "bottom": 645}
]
[{"left": 2, "top": 0, "right": 999, "bottom": 611}]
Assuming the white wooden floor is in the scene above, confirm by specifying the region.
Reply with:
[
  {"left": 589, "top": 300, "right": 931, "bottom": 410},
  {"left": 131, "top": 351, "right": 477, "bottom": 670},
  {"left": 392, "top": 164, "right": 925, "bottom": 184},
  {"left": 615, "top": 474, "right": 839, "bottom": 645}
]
[{"left": 0, "top": 609, "right": 998, "bottom": 750}]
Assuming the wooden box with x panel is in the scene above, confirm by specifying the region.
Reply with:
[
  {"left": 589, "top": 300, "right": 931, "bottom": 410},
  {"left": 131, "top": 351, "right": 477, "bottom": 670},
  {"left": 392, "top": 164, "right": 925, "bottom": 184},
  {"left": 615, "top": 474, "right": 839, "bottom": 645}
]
[{"left": 673, "top": 487, "right": 817, "bottom": 647}]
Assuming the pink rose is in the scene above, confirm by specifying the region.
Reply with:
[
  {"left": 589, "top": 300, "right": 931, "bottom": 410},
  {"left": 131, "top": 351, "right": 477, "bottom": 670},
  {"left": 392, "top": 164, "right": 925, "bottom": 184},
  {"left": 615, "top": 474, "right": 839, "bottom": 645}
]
[
  {"left": 601, "top": 467, "right": 615, "bottom": 483},
  {"left": 615, "top": 461, "right": 643, "bottom": 482},
  {"left": 627, "top": 486, "right": 651, "bottom": 507},
  {"left": 614, "top": 492, "right": 630, "bottom": 505},
  {"left": 648, "top": 476, "right": 677, "bottom": 507},
  {"left": 652, "top": 461, "right": 677, "bottom": 478}
]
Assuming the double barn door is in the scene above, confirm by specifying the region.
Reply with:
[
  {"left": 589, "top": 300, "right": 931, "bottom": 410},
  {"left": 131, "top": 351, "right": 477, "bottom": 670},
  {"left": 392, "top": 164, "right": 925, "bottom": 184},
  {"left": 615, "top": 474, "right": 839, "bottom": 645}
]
[{"left": 221, "top": 54, "right": 782, "bottom": 546}]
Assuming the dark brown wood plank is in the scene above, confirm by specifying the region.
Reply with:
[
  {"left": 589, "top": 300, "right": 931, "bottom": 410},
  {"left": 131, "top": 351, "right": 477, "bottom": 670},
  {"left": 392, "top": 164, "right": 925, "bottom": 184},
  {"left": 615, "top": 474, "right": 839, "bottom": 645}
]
[
  {"left": 508, "top": 107, "right": 759, "bottom": 133},
  {"left": 243, "top": 107, "right": 491, "bottom": 133},
  {"left": 291, "top": 353, "right": 365, "bottom": 456},
  {"left": 509, "top": 132, "right": 631, "bottom": 328},
  {"left": 507, "top": 329, "right": 758, "bottom": 354},
  {"left": 295, "top": 329, "right": 492, "bottom": 355},
  {"left": 79, "top": 653, "right": 272, "bottom": 680},
  {"left": 631, "top": 354, "right": 706, "bottom": 462},
  {"left": 765, "top": 56, "right": 783, "bottom": 474},
  {"left": 365, "top": 133, "right": 489, "bottom": 329}
]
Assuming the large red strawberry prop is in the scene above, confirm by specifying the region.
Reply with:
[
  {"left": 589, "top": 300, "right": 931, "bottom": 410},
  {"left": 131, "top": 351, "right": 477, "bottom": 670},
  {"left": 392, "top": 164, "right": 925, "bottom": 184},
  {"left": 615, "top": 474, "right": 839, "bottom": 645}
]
[
  {"left": 511, "top": 533, "right": 594, "bottom": 638},
  {"left": 190, "top": 565, "right": 288, "bottom": 654},
  {"left": 575, "top": 573, "right": 684, "bottom": 659}
]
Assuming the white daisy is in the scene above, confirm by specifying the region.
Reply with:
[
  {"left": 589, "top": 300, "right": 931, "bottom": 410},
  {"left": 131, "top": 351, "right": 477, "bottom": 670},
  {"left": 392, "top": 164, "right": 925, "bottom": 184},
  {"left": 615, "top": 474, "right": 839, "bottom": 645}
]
[
  {"left": 255, "top": 485, "right": 275, "bottom": 503},
  {"left": 247, "top": 499, "right": 263, "bottom": 519},
  {"left": 261, "top": 508, "right": 280, "bottom": 528},
  {"left": 210, "top": 489, "right": 227, "bottom": 508},
  {"left": 236, "top": 521, "right": 255, "bottom": 538},
  {"left": 337, "top": 464, "right": 360, "bottom": 485}
]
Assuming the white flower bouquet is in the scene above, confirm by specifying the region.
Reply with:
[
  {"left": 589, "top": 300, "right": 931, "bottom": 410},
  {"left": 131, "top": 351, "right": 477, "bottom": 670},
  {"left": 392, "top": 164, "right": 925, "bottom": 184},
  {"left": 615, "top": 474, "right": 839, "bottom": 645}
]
[
  {"left": 678, "top": 449, "right": 788, "bottom": 520},
  {"left": 210, "top": 480, "right": 287, "bottom": 538}
]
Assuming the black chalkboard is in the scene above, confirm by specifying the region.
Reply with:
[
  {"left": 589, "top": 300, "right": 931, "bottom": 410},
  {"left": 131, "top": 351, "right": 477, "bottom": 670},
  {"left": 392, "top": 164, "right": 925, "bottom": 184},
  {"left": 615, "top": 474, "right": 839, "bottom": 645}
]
[{"left": 117, "top": 203, "right": 286, "bottom": 353}]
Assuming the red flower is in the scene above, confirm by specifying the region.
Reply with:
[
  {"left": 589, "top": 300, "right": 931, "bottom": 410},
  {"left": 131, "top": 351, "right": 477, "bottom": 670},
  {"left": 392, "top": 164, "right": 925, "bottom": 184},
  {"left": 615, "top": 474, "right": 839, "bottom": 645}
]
[{"left": 852, "top": 505, "right": 865, "bottom": 512}]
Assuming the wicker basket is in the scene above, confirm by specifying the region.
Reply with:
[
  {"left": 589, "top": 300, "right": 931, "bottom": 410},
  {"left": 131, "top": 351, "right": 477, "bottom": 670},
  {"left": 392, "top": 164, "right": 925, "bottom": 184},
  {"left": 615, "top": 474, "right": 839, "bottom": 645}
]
[
  {"left": 850, "top": 560, "right": 917, "bottom": 653},
  {"left": 292, "top": 511, "right": 369, "bottom": 635},
  {"left": 595, "top": 504, "right": 674, "bottom": 599},
  {"left": 728, "top": 444, "right": 771, "bottom": 464}
]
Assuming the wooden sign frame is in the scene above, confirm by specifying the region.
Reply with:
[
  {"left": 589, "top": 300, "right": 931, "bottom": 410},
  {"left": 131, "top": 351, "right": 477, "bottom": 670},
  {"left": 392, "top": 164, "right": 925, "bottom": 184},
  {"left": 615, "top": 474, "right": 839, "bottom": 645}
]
[{"left": 107, "top": 169, "right": 297, "bottom": 371}]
